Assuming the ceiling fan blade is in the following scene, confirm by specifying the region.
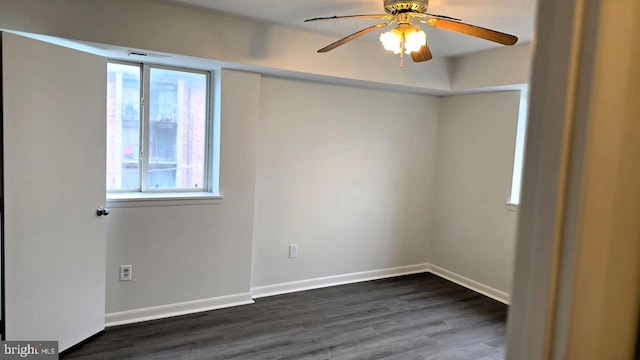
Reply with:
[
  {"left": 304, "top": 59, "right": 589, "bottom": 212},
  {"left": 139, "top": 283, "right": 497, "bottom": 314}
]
[
  {"left": 424, "top": 18, "right": 518, "bottom": 45},
  {"left": 318, "top": 21, "right": 393, "bottom": 53},
  {"left": 411, "top": 13, "right": 462, "bottom": 22},
  {"left": 425, "top": 13, "right": 462, "bottom": 21},
  {"left": 305, "top": 14, "right": 391, "bottom": 22},
  {"left": 411, "top": 43, "right": 433, "bottom": 62}
]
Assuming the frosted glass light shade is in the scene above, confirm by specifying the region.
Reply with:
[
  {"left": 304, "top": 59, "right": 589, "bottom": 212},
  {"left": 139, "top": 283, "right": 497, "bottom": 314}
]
[
  {"left": 380, "top": 29, "right": 403, "bottom": 54},
  {"left": 404, "top": 30, "right": 426, "bottom": 54}
]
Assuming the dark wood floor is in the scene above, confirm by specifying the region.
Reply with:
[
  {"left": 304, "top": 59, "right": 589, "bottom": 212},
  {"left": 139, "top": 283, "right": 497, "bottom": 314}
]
[{"left": 62, "top": 273, "right": 507, "bottom": 360}]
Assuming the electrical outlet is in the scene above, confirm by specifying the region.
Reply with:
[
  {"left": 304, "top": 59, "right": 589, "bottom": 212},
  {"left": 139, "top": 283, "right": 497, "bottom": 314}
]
[
  {"left": 289, "top": 244, "right": 298, "bottom": 259},
  {"left": 120, "top": 265, "right": 132, "bottom": 281}
]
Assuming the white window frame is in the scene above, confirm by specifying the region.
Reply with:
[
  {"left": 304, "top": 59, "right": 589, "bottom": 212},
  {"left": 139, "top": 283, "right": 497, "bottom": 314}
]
[
  {"left": 106, "top": 60, "right": 221, "bottom": 206},
  {"left": 507, "top": 87, "right": 529, "bottom": 210}
]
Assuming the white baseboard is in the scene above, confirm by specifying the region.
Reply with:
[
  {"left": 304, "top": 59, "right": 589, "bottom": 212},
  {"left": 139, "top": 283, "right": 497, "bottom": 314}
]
[
  {"left": 428, "top": 264, "right": 510, "bottom": 304},
  {"left": 105, "top": 292, "right": 254, "bottom": 327},
  {"left": 251, "top": 263, "right": 430, "bottom": 299},
  {"left": 105, "top": 263, "right": 509, "bottom": 327}
]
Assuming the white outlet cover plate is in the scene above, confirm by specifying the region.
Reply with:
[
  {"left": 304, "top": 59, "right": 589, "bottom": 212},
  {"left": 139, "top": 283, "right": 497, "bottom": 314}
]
[{"left": 289, "top": 244, "right": 298, "bottom": 258}]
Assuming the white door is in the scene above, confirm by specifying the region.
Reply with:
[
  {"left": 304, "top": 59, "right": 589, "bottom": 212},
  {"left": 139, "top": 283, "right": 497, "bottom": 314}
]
[{"left": 2, "top": 32, "right": 107, "bottom": 351}]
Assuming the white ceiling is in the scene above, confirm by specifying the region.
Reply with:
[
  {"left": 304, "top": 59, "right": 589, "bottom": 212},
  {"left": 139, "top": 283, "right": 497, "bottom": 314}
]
[{"left": 161, "top": 0, "right": 537, "bottom": 57}]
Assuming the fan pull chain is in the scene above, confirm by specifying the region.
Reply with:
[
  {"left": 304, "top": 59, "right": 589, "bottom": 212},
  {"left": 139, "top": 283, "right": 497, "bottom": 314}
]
[{"left": 400, "top": 33, "right": 406, "bottom": 68}]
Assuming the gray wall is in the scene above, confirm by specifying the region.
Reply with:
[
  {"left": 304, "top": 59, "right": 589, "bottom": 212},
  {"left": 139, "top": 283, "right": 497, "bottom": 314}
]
[
  {"left": 252, "top": 77, "right": 440, "bottom": 287},
  {"left": 431, "top": 91, "right": 521, "bottom": 295}
]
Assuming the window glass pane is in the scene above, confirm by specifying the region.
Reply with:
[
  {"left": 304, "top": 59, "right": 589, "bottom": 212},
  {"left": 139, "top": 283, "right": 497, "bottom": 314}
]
[
  {"left": 107, "top": 63, "right": 141, "bottom": 191},
  {"left": 148, "top": 68, "right": 207, "bottom": 190}
]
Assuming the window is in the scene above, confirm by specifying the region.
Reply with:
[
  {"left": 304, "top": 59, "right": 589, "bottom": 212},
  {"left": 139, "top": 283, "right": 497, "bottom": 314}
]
[
  {"left": 508, "top": 88, "right": 529, "bottom": 206},
  {"left": 107, "top": 62, "right": 214, "bottom": 195}
]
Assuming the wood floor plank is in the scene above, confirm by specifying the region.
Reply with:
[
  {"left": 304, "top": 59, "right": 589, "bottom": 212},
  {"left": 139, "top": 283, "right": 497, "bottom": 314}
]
[{"left": 62, "top": 273, "right": 507, "bottom": 360}]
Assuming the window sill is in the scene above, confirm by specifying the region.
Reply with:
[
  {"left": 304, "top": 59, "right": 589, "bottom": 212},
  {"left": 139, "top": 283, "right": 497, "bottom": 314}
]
[
  {"left": 506, "top": 202, "right": 519, "bottom": 212},
  {"left": 107, "top": 192, "right": 223, "bottom": 208}
]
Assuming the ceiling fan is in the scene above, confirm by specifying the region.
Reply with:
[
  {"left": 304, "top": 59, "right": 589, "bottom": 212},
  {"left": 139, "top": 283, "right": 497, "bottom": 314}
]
[{"left": 304, "top": 0, "right": 518, "bottom": 66}]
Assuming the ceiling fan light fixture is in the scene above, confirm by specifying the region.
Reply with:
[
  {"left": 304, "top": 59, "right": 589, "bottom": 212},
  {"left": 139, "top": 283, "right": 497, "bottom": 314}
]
[{"left": 306, "top": 0, "right": 518, "bottom": 65}]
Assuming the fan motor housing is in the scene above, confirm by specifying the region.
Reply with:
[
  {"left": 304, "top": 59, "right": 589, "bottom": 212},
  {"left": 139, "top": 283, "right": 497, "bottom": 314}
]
[{"left": 383, "top": 0, "right": 429, "bottom": 14}]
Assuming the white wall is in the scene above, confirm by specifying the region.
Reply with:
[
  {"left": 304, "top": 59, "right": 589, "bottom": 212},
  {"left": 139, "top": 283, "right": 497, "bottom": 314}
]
[
  {"left": 451, "top": 44, "right": 532, "bottom": 91},
  {"left": 431, "top": 91, "right": 521, "bottom": 295},
  {"left": 105, "top": 70, "right": 260, "bottom": 314},
  {"left": 252, "top": 77, "right": 440, "bottom": 287}
]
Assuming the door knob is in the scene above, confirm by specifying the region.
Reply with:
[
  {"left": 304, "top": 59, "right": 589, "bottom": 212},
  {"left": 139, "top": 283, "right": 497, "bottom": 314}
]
[{"left": 96, "top": 207, "right": 110, "bottom": 216}]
